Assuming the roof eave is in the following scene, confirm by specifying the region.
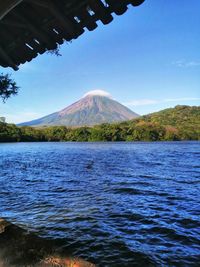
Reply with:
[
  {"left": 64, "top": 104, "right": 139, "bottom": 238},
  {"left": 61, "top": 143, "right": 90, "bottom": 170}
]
[{"left": 0, "top": 0, "right": 23, "bottom": 20}]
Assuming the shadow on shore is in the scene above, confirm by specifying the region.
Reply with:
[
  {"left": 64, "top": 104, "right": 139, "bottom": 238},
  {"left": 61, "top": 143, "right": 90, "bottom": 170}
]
[{"left": 0, "top": 218, "right": 95, "bottom": 267}]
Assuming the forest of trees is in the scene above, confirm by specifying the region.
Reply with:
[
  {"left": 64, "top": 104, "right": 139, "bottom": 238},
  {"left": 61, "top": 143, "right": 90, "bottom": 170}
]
[{"left": 0, "top": 106, "right": 199, "bottom": 142}]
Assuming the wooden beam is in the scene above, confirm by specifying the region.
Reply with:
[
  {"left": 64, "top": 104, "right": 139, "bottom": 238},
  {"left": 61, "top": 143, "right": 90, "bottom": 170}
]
[
  {"left": 25, "top": 0, "right": 82, "bottom": 37},
  {"left": 25, "top": 0, "right": 88, "bottom": 13},
  {"left": 0, "top": 45, "right": 18, "bottom": 70},
  {"left": 0, "top": 19, "right": 27, "bottom": 29},
  {"left": 0, "top": 0, "right": 23, "bottom": 20},
  {"left": 24, "top": 0, "right": 49, "bottom": 9},
  {"left": 12, "top": 12, "right": 56, "bottom": 49},
  {"left": 88, "top": 0, "right": 113, "bottom": 25},
  {"left": 47, "top": 0, "right": 82, "bottom": 37}
]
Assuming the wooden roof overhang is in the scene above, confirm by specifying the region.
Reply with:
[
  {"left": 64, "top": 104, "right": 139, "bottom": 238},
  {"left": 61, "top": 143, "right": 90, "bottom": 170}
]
[{"left": 0, "top": 0, "right": 145, "bottom": 70}]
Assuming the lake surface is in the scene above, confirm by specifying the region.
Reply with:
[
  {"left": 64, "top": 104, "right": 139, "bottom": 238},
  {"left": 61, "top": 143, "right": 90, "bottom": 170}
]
[{"left": 0, "top": 142, "right": 200, "bottom": 266}]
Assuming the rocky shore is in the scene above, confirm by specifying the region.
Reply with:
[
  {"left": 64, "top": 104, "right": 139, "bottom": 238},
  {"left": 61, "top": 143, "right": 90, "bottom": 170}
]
[{"left": 0, "top": 218, "right": 95, "bottom": 267}]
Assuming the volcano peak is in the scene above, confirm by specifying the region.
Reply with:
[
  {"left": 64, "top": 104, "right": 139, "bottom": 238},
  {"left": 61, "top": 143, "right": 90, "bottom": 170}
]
[{"left": 83, "top": 90, "right": 112, "bottom": 99}]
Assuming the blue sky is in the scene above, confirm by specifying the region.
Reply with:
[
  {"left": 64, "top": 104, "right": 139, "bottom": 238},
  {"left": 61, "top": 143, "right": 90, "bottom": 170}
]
[{"left": 1, "top": 0, "right": 200, "bottom": 123}]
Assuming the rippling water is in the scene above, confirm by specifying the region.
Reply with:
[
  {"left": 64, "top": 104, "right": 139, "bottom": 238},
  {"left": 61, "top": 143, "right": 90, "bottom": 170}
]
[{"left": 0, "top": 142, "right": 200, "bottom": 266}]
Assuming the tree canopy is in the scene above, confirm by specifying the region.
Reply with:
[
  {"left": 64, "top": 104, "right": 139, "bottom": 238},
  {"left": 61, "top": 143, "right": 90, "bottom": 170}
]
[{"left": 0, "top": 73, "right": 19, "bottom": 102}]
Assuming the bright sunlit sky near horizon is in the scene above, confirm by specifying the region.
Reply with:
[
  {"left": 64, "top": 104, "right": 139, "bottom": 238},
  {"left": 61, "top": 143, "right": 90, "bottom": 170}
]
[{"left": 1, "top": 0, "right": 200, "bottom": 123}]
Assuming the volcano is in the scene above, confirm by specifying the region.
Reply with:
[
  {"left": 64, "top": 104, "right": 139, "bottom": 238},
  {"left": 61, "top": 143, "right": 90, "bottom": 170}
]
[{"left": 19, "top": 90, "right": 139, "bottom": 127}]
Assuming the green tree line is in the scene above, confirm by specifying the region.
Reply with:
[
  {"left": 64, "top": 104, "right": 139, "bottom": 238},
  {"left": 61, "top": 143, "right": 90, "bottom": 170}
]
[{"left": 0, "top": 106, "right": 199, "bottom": 142}]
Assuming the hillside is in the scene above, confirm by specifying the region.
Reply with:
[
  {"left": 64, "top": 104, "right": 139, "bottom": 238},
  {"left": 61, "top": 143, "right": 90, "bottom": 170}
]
[
  {"left": 122, "top": 105, "right": 200, "bottom": 140},
  {"left": 136, "top": 105, "right": 200, "bottom": 128},
  {"left": 1, "top": 105, "right": 199, "bottom": 142}
]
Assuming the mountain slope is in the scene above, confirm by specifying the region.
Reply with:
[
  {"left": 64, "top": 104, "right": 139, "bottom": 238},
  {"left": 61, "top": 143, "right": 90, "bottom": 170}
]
[
  {"left": 128, "top": 105, "right": 200, "bottom": 131},
  {"left": 118, "top": 105, "right": 200, "bottom": 140},
  {"left": 19, "top": 94, "right": 139, "bottom": 126}
]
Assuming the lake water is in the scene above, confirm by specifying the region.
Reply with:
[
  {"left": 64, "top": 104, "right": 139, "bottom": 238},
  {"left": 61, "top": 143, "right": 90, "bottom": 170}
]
[{"left": 0, "top": 142, "right": 200, "bottom": 266}]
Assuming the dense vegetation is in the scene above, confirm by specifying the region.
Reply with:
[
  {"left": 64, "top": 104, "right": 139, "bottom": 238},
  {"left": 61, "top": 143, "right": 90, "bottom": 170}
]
[{"left": 0, "top": 106, "right": 199, "bottom": 142}]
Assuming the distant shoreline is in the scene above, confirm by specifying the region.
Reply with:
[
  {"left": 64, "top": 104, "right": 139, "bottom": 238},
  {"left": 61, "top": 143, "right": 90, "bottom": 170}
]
[
  {"left": 1, "top": 106, "right": 199, "bottom": 142},
  {"left": 0, "top": 140, "right": 199, "bottom": 144}
]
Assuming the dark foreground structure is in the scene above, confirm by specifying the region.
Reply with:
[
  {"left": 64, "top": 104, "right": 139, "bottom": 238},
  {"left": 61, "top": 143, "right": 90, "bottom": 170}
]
[
  {"left": 0, "top": 0, "right": 145, "bottom": 70},
  {"left": 0, "top": 218, "right": 95, "bottom": 267}
]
